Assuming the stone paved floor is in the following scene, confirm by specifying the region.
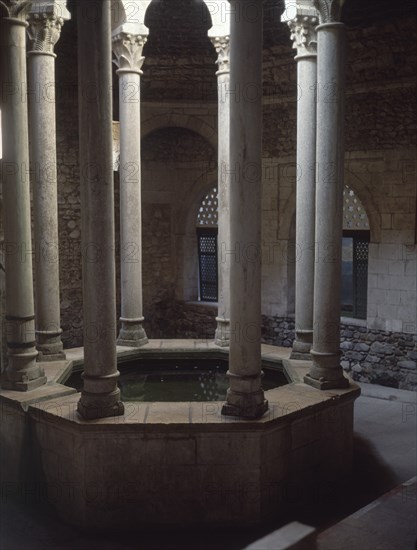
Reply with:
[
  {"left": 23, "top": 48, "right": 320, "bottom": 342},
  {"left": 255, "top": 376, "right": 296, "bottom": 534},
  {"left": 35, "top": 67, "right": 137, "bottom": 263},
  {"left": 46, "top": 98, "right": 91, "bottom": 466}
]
[
  {"left": 317, "top": 477, "right": 417, "bottom": 550},
  {"left": 0, "top": 382, "right": 415, "bottom": 550},
  {"left": 315, "top": 384, "right": 417, "bottom": 550}
]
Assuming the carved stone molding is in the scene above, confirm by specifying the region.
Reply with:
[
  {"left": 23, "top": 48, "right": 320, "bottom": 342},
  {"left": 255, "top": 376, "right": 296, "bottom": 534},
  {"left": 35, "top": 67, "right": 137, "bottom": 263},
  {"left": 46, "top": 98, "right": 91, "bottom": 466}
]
[
  {"left": 315, "top": 0, "right": 343, "bottom": 23},
  {"left": 27, "top": 12, "right": 64, "bottom": 53},
  {"left": 0, "top": 0, "right": 31, "bottom": 20},
  {"left": 288, "top": 15, "right": 318, "bottom": 56},
  {"left": 210, "top": 35, "right": 230, "bottom": 75},
  {"left": 112, "top": 32, "right": 147, "bottom": 74}
]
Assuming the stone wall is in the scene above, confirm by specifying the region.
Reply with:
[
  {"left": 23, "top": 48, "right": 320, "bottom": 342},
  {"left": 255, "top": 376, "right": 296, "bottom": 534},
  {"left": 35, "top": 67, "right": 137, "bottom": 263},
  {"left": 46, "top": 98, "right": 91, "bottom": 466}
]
[
  {"left": 343, "top": 150, "right": 417, "bottom": 335},
  {"left": 339, "top": 324, "right": 417, "bottom": 390},
  {"left": 55, "top": 12, "right": 83, "bottom": 349},
  {"left": 146, "top": 301, "right": 217, "bottom": 340},
  {"left": 261, "top": 316, "right": 417, "bottom": 391},
  {"left": 262, "top": 316, "right": 296, "bottom": 348}
]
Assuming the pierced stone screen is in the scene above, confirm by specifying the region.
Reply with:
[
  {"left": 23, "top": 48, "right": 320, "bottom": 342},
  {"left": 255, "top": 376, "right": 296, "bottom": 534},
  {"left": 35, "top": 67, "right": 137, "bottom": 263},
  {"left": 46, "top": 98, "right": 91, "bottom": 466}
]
[{"left": 197, "top": 229, "right": 218, "bottom": 302}]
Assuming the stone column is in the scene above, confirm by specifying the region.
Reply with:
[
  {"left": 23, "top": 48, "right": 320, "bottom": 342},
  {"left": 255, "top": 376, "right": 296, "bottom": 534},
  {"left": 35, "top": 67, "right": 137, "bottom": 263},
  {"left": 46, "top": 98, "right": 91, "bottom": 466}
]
[
  {"left": 27, "top": 3, "right": 69, "bottom": 361},
  {"left": 222, "top": 1, "right": 268, "bottom": 419},
  {"left": 0, "top": 200, "right": 5, "bottom": 375},
  {"left": 282, "top": 3, "right": 318, "bottom": 360},
  {"left": 305, "top": 0, "right": 349, "bottom": 389},
  {"left": 77, "top": 0, "right": 124, "bottom": 419},
  {"left": 0, "top": 1, "right": 46, "bottom": 391},
  {"left": 211, "top": 35, "right": 231, "bottom": 347},
  {"left": 112, "top": 31, "right": 148, "bottom": 348}
]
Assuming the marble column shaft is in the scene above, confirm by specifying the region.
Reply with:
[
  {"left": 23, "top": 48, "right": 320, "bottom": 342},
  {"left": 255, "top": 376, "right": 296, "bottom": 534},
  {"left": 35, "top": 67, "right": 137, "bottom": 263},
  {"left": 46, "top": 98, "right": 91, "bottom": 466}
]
[
  {"left": 211, "top": 36, "right": 231, "bottom": 348},
  {"left": 27, "top": 11, "right": 66, "bottom": 361},
  {"left": 222, "top": 1, "right": 267, "bottom": 419},
  {"left": 112, "top": 32, "right": 148, "bottom": 348},
  {"left": 288, "top": 15, "right": 318, "bottom": 360},
  {"left": 306, "top": 18, "right": 349, "bottom": 389},
  {"left": 77, "top": 0, "right": 124, "bottom": 419},
  {"left": 0, "top": 9, "right": 46, "bottom": 391}
]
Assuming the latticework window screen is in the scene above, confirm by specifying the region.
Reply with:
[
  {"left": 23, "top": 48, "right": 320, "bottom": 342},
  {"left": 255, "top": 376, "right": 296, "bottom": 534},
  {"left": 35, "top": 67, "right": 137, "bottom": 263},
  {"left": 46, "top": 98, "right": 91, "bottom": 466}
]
[
  {"left": 197, "top": 188, "right": 218, "bottom": 228},
  {"left": 343, "top": 185, "right": 370, "bottom": 230},
  {"left": 197, "top": 229, "right": 218, "bottom": 302}
]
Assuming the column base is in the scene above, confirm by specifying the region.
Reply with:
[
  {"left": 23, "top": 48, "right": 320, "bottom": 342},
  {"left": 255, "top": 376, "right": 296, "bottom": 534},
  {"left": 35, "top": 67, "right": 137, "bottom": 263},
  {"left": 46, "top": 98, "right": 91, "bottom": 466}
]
[
  {"left": 1, "top": 356, "right": 47, "bottom": 392},
  {"left": 214, "top": 317, "right": 230, "bottom": 347},
  {"left": 117, "top": 318, "right": 148, "bottom": 348},
  {"left": 290, "top": 340, "right": 313, "bottom": 361},
  {"left": 221, "top": 397, "right": 268, "bottom": 420},
  {"left": 303, "top": 372, "right": 350, "bottom": 390},
  {"left": 290, "top": 330, "right": 313, "bottom": 360},
  {"left": 305, "top": 348, "right": 349, "bottom": 389},
  {"left": 36, "top": 330, "right": 65, "bottom": 361},
  {"left": 1, "top": 373, "right": 48, "bottom": 392},
  {"left": 221, "top": 388, "right": 268, "bottom": 420},
  {"left": 77, "top": 389, "right": 125, "bottom": 420}
]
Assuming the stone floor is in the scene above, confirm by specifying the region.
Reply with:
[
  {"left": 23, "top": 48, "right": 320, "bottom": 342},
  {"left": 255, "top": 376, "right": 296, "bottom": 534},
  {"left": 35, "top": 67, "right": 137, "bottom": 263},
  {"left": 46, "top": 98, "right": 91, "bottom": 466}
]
[
  {"left": 317, "top": 477, "right": 417, "bottom": 550},
  {"left": 0, "top": 381, "right": 415, "bottom": 550}
]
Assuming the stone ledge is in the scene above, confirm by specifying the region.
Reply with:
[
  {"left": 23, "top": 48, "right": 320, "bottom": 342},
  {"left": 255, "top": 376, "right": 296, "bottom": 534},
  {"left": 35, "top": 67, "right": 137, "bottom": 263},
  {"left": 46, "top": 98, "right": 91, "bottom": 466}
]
[
  {"left": 27, "top": 381, "right": 360, "bottom": 432},
  {"left": 0, "top": 383, "right": 76, "bottom": 411}
]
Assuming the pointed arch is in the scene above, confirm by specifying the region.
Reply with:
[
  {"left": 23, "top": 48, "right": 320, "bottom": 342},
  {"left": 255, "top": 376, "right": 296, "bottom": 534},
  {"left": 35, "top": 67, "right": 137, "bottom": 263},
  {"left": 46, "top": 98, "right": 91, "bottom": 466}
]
[{"left": 344, "top": 166, "right": 382, "bottom": 242}]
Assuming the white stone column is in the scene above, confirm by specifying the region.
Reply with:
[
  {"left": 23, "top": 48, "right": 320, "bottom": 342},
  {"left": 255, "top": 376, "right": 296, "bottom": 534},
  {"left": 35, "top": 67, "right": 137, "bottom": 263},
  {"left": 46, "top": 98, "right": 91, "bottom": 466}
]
[
  {"left": 305, "top": 0, "right": 349, "bottom": 389},
  {"left": 0, "top": 1, "right": 46, "bottom": 391},
  {"left": 27, "top": 2, "right": 69, "bottom": 361},
  {"left": 211, "top": 35, "right": 231, "bottom": 347},
  {"left": 112, "top": 31, "right": 148, "bottom": 348},
  {"left": 282, "top": 2, "right": 318, "bottom": 360},
  {"left": 222, "top": 0, "right": 268, "bottom": 419},
  {"left": 77, "top": 0, "right": 124, "bottom": 419}
]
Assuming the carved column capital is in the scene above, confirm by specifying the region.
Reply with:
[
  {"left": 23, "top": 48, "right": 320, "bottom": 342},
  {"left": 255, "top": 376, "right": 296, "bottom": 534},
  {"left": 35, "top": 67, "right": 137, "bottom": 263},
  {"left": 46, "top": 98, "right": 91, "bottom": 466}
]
[
  {"left": 288, "top": 15, "right": 318, "bottom": 57},
  {"left": 112, "top": 32, "right": 147, "bottom": 74},
  {"left": 0, "top": 0, "right": 31, "bottom": 21},
  {"left": 210, "top": 35, "right": 230, "bottom": 75},
  {"left": 27, "top": 11, "right": 64, "bottom": 54},
  {"left": 315, "top": 0, "right": 343, "bottom": 23}
]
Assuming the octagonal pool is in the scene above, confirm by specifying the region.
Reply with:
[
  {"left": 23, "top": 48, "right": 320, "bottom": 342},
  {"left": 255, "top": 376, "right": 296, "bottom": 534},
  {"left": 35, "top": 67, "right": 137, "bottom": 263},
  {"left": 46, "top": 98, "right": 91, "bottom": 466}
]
[{"left": 65, "top": 358, "right": 288, "bottom": 402}]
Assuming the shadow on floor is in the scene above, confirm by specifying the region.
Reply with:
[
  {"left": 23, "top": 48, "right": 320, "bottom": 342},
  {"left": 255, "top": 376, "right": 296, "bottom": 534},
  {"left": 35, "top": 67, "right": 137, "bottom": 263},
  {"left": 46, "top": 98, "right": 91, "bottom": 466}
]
[
  {"left": 0, "top": 433, "right": 402, "bottom": 550},
  {"left": 295, "top": 434, "right": 399, "bottom": 532}
]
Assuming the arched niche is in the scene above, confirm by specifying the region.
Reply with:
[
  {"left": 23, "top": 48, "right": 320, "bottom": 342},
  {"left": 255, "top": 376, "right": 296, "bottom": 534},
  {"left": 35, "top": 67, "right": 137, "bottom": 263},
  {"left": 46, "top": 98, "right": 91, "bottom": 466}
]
[
  {"left": 139, "top": 126, "right": 217, "bottom": 305},
  {"left": 141, "top": 113, "right": 217, "bottom": 151}
]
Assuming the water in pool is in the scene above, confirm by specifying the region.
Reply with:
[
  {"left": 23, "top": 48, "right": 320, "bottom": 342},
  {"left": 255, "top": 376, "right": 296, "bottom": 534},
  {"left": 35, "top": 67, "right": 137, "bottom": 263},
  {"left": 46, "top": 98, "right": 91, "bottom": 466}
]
[{"left": 65, "top": 358, "right": 287, "bottom": 402}]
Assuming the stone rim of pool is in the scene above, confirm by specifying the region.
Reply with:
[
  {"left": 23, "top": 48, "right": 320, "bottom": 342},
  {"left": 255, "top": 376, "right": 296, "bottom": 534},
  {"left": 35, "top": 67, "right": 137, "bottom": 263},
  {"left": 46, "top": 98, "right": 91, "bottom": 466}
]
[{"left": 1, "top": 340, "right": 360, "bottom": 529}]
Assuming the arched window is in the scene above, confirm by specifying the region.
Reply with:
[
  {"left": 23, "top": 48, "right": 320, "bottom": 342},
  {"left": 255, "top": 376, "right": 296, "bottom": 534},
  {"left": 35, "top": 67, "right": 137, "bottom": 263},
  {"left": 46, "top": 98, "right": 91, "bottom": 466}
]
[
  {"left": 195, "top": 185, "right": 370, "bottom": 317},
  {"left": 342, "top": 185, "right": 370, "bottom": 319},
  {"left": 196, "top": 188, "right": 218, "bottom": 302}
]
